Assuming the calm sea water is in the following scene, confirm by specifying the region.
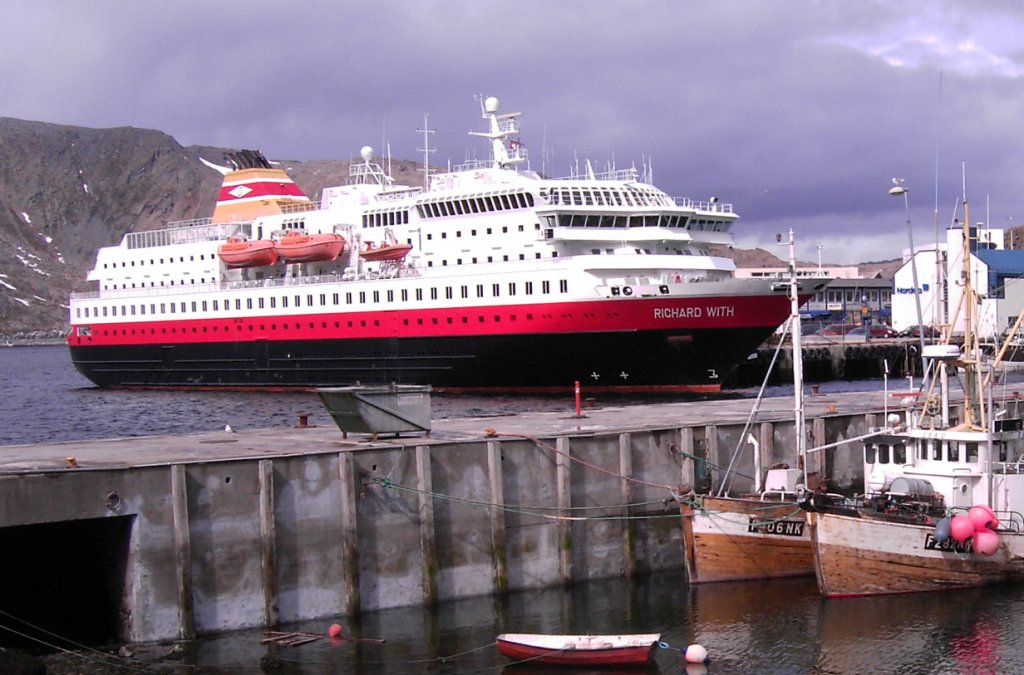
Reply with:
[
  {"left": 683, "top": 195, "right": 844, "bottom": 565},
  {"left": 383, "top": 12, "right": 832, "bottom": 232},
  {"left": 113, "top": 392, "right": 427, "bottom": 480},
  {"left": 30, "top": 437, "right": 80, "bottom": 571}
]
[
  {"left": 0, "top": 345, "right": 605, "bottom": 446},
  {"left": 0, "top": 344, "right": 921, "bottom": 446},
  {"left": 3, "top": 345, "right": 1023, "bottom": 673}
]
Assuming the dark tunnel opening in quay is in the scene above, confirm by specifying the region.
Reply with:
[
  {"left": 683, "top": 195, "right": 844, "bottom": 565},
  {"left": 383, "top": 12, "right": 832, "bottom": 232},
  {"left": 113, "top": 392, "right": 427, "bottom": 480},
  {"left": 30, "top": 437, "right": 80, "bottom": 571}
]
[{"left": 0, "top": 516, "right": 133, "bottom": 651}]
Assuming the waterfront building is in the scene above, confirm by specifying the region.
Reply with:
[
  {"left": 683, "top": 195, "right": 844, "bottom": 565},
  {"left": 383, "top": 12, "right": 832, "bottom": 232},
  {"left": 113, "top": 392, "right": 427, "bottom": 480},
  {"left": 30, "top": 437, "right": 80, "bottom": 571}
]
[{"left": 891, "top": 225, "right": 1024, "bottom": 339}]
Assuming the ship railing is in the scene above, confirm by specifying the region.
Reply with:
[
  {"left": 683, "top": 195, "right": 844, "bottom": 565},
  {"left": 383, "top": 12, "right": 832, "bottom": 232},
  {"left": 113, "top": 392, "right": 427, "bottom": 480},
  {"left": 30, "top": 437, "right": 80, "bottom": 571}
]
[
  {"left": 125, "top": 221, "right": 250, "bottom": 249},
  {"left": 675, "top": 197, "right": 734, "bottom": 213},
  {"left": 554, "top": 167, "right": 640, "bottom": 182},
  {"left": 991, "top": 508, "right": 1024, "bottom": 533},
  {"left": 455, "top": 158, "right": 494, "bottom": 172},
  {"left": 72, "top": 266, "right": 429, "bottom": 301},
  {"left": 496, "top": 117, "right": 520, "bottom": 135},
  {"left": 165, "top": 216, "right": 215, "bottom": 229},
  {"left": 71, "top": 283, "right": 220, "bottom": 301},
  {"left": 348, "top": 161, "right": 397, "bottom": 187}
]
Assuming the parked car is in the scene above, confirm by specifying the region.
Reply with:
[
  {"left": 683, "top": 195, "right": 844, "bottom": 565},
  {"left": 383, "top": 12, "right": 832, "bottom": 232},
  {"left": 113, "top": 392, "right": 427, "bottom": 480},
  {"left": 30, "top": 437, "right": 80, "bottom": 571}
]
[
  {"left": 818, "top": 323, "right": 860, "bottom": 336},
  {"left": 898, "top": 325, "right": 942, "bottom": 339},
  {"left": 847, "top": 325, "right": 898, "bottom": 339}
]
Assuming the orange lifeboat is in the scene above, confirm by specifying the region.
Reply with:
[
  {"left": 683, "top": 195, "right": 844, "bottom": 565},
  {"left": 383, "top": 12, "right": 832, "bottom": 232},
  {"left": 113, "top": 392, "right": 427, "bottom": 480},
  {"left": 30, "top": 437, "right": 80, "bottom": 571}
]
[
  {"left": 359, "top": 241, "right": 413, "bottom": 262},
  {"left": 275, "top": 230, "right": 346, "bottom": 263},
  {"left": 217, "top": 236, "right": 279, "bottom": 268}
]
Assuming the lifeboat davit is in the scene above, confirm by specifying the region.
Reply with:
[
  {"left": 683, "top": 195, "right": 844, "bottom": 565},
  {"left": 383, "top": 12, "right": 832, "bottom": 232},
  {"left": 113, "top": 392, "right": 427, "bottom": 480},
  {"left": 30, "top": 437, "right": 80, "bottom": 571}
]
[
  {"left": 217, "top": 236, "right": 279, "bottom": 268},
  {"left": 359, "top": 241, "right": 413, "bottom": 262},
  {"left": 275, "top": 230, "right": 346, "bottom": 263}
]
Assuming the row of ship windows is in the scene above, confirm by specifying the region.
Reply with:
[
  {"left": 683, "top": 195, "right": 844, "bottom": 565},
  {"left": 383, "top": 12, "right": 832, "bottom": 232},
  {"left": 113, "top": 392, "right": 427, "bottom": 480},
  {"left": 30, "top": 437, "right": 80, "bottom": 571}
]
[
  {"left": 540, "top": 186, "right": 669, "bottom": 208},
  {"left": 78, "top": 279, "right": 571, "bottom": 319},
  {"left": 415, "top": 191, "right": 535, "bottom": 219},
  {"left": 80, "top": 312, "right": 544, "bottom": 337},
  {"left": 543, "top": 214, "right": 702, "bottom": 229},
  {"left": 362, "top": 210, "right": 411, "bottom": 228},
  {"left": 101, "top": 249, "right": 561, "bottom": 291},
  {"left": 103, "top": 254, "right": 215, "bottom": 269},
  {"left": 866, "top": 441, "right": 1008, "bottom": 464}
]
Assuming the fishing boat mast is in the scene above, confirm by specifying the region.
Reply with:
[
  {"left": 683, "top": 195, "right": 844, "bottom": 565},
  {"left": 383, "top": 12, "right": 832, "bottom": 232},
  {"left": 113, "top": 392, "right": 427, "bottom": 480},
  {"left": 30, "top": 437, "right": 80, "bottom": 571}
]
[
  {"left": 786, "top": 229, "right": 807, "bottom": 487},
  {"left": 960, "top": 167, "right": 983, "bottom": 431}
]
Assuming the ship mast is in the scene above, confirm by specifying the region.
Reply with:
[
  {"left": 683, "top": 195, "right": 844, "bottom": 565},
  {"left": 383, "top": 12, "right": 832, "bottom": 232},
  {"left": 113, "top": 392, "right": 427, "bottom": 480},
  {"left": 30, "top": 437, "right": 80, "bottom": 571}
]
[
  {"left": 416, "top": 114, "right": 435, "bottom": 190},
  {"left": 787, "top": 229, "right": 807, "bottom": 488},
  {"left": 959, "top": 165, "right": 984, "bottom": 431},
  {"left": 468, "top": 95, "right": 527, "bottom": 170}
]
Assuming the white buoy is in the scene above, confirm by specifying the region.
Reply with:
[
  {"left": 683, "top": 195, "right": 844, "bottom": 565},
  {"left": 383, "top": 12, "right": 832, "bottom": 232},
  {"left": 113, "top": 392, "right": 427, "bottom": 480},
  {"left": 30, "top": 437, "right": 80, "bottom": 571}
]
[{"left": 684, "top": 643, "right": 708, "bottom": 663}]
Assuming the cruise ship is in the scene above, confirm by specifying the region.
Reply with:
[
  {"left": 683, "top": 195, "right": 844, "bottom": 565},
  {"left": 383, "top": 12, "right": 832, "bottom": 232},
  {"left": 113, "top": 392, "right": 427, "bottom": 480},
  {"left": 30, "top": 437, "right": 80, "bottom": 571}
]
[{"left": 68, "top": 96, "right": 820, "bottom": 392}]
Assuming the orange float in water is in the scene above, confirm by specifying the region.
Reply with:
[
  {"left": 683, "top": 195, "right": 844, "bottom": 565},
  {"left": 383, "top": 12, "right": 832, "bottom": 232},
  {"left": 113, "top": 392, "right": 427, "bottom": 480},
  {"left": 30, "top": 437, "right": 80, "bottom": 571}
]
[{"left": 328, "top": 623, "right": 343, "bottom": 638}]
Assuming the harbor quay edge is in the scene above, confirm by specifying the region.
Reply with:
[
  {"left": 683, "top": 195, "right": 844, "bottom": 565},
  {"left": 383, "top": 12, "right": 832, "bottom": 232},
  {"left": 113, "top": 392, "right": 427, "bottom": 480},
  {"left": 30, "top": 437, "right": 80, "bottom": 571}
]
[{"left": 0, "top": 394, "right": 903, "bottom": 644}]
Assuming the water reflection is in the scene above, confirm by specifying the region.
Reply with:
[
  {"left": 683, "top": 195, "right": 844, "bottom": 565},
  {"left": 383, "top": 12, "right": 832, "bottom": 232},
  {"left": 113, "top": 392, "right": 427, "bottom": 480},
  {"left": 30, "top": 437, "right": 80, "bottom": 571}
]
[{"left": 132, "top": 573, "right": 1023, "bottom": 674}]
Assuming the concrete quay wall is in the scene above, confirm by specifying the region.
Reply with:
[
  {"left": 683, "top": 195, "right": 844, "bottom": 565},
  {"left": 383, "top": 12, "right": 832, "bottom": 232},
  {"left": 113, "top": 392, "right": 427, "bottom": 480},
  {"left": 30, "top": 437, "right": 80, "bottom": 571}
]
[
  {"left": 734, "top": 338, "right": 922, "bottom": 385},
  {"left": 0, "top": 394, "right": 893, "bottom": 644}
]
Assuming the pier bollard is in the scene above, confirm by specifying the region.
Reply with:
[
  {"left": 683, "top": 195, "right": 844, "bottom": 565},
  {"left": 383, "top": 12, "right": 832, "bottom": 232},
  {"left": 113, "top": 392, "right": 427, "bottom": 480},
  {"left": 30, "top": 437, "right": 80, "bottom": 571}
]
[{"left": 572, "top": 381, "right": 587, "bottom": 418}]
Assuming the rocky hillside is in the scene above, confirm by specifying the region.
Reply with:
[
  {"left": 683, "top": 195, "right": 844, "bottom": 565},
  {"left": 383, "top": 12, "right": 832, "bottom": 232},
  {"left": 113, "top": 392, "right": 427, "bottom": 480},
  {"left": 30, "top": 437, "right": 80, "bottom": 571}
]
[
  {"left": 0, "top": 117, "right": 896, "bottom": 339},
  {"left": 0, "top": 118, "right": 421, "bottom": 339}
]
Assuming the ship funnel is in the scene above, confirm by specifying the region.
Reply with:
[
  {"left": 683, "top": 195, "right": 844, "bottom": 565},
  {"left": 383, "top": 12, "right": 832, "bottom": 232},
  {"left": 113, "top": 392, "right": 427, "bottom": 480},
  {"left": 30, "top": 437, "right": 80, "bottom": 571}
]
[{"left": 211, "top": 150, "right": 310, "bottom": 224}]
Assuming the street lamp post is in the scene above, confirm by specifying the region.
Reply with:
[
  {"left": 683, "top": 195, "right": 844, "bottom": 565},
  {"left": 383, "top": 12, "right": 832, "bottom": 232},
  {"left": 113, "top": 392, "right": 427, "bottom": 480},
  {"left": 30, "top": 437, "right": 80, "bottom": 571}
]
[{"left": 889, "top": 179, "right": 927, "bottom": 367}]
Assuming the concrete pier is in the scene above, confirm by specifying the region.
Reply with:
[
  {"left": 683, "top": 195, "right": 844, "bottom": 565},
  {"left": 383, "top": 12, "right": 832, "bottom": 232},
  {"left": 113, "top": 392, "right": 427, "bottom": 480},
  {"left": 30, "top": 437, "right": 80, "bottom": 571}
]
[{"left": 1, "top": 387, "right": 1008, "bottom": 645}]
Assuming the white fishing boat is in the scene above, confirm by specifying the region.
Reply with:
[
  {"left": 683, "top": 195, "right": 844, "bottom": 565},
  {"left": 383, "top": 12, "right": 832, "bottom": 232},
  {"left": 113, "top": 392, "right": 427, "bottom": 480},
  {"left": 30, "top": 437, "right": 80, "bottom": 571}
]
[{"left": 805, "top": 187, "right": 1024, "bottom": 597}]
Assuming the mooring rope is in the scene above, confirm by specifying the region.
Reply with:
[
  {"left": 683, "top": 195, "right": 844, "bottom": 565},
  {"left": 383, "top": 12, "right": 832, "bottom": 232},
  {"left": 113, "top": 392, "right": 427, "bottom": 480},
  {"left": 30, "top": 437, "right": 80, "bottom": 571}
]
[
  {"left": 0, "top": 608, "right": 141, "bottom": 672},
  {"left": 370, "top": 477, "right": 679, "bottom": 523},
  {"left": 488, "top": 431, "right": 678, "bottom": 491}
]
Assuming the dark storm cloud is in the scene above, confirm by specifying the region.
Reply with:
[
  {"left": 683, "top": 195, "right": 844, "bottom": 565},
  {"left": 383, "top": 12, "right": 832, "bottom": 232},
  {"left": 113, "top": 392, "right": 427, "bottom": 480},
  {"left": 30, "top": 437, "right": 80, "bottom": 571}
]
[{"left": 4, "top": 0, "right": 1023, "bottom": 263}]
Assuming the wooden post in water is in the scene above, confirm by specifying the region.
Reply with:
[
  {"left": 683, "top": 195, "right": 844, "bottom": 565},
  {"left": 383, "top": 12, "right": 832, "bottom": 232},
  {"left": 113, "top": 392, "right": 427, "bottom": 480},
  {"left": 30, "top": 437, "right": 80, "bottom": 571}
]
[
  {"left": 415, "top": 444, "right": 438, "bottom": 606},
  {"left": 679, "top": 426, "right": 695, "bottom": 492},
  {"left": 811, "top": 418, "right": 827, "bottom": 490},
  {"left": 555, "top": 436, "right": 573, "bottom": 586},
  {"left": 486, "top": 440, "right": 508, "bottom": 595},
  {"left": 705, "top": 425, "right": 720, "bottom": 492},
  {"left": 170, "top": 464, "right": 196, "bottom": 640},
  {"left": 337, "top": 451, "right": 361, "bottom": 616},
  {"left": 257, "top": 459, "right": 278, "bottom": 628},
  {"left": 619, "top": 433, "right": 635, "bottom": 579},
  {"left": 759, "top": 422, "right": 774, "bottom": 476}
]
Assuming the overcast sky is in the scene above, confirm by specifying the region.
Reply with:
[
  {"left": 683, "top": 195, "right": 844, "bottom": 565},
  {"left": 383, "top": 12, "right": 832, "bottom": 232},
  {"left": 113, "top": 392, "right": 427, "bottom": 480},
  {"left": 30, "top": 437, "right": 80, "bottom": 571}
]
[{"left": 4, "top": 0, "right": 1023, "bottom": 263}]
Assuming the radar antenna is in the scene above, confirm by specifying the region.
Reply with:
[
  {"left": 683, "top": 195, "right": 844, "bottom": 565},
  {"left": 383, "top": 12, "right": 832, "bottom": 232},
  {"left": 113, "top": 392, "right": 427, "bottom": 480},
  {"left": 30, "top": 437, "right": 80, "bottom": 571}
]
[{"left": 468, "top": 95, "right": 527, "bottom": 170}]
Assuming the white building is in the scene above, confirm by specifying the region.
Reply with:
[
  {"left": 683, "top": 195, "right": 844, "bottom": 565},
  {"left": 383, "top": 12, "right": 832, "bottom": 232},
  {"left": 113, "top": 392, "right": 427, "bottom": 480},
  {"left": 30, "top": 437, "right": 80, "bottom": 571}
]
[{"left": 892, "top": 225, "right": 1024, "bottom": 339}]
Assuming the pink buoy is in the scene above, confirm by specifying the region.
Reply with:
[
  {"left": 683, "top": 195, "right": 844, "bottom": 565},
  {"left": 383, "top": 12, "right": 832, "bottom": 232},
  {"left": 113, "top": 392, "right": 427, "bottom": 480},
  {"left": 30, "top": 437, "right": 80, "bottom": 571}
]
[
  {"left": 968, "top": 505, "right": 999, "bottom": 531},
  {"left": 684, "top": 643, "right": 708, "bottom": 664},
  {"left": 328, "top": 623, "right": 343, "bottom": 639},
  {"left": 949, "top": 514, "right": 975, "bottom": 543},
  {"left": 973, "top": 529, "right": 1000, "bottom": 556}
]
